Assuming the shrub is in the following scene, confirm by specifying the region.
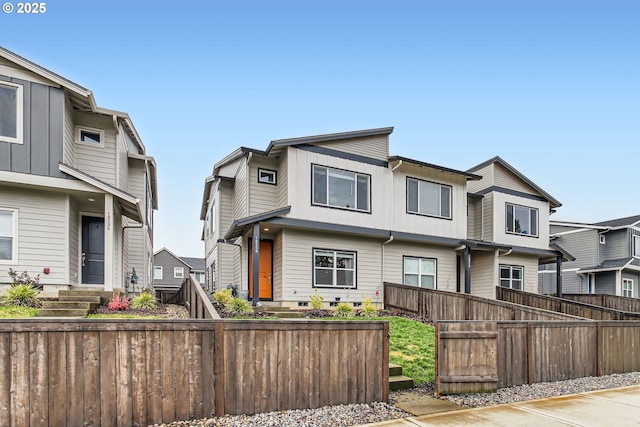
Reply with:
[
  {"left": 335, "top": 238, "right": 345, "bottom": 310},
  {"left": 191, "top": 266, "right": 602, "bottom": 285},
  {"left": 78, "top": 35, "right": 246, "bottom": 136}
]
[
  {"left": 8, "top": 268, "right": 41, "bottom": 290},
  {"left": 360, "top": 296, "right": 378, "bottom": 317},
  {"left": 131, "top": 292, "right": 157, "bottom": 310},
  {"left": 212, "top": 288, "right": 233, "bottom": 306},
  {"left": 309, "top": 290, "right": 324, "bottom": 310},
  {"left": 1, "top": 284, "right": 41, "bottom": 308},
  {"left": 107, "top": 293, "right": 129, "bottom": 311},
  {"left": 333, "top": 302, "right": 353, "bottom": 318},
  {"left": 224, "top": 297, "right": 253, "bottom": 316}
]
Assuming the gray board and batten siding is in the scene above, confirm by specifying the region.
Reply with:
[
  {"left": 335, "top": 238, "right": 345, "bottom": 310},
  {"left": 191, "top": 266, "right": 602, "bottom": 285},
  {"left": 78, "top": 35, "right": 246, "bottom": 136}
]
[{"left": 0, "top": 76, "right": 65, "bottom": 177}]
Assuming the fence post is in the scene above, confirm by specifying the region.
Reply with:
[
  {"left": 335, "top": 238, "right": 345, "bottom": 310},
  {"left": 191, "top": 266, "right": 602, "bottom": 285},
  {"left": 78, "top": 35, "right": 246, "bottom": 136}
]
[
  {"left": 214, "top": 322, "right": 226, "bottom": 416},
  {"left": 526, "top": 322, "right": 533, "bottom": 384}
]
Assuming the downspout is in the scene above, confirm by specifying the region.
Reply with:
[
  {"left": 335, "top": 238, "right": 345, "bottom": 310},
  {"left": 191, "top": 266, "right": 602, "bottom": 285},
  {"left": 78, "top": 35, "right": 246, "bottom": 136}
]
[{"left": 381, "top": 235, "right": 394, "bottom": 306}]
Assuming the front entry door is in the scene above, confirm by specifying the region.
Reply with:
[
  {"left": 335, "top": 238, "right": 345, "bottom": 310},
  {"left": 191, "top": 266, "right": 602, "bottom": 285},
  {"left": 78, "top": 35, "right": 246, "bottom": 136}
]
[
  {"left": 248, "top": 240, "right": 273, "bottom": 300},
  {"left": 82, "top": 216, "right": 105, "bottom": 284}
]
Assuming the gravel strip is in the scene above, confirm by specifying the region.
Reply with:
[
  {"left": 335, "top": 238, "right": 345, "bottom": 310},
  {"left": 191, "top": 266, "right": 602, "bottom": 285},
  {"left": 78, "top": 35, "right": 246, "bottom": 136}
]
[{"left": 152, "top": 372, "right": 640, "bottom": 427}]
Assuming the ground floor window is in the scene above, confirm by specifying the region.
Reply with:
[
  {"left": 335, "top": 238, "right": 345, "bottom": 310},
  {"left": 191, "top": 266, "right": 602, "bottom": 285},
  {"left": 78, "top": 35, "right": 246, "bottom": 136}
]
[
  {"left": 0, "top": 209, "right": 16, "bottom": 262},
  {"left": 500, "top": 265, "right": 523, "bottom": 290},
  {"left": 403, "top": 256, "right": 436, "bottom": 289},
  {"left": 623, "top": 278, "right": 634, "bottom": 298},
  {"left": 313, "top": 248, "right": 356, "bottom": 288}
]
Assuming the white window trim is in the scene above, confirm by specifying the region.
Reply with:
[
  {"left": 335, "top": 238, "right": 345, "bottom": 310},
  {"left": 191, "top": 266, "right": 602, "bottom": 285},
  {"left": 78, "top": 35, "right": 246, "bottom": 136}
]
[
  {"left": 312, "top": 164, "right": 371, "bottom": 213},
  {"left": 0, "top": 207, "right": 18, "bottom": 264},
  {"left": 174, "top": 267, "right": 184, "bottom": 279},
  {"left": 313, "top": 248, "right": 357, "bottom": 289},
  {"left": 622, "top": 278, "right": 634, "bottom": 298},
  {"left": 406, "top": 177, "right": 452, "bottom": 219},
  {"left": 500, "top": 264, "right": 524, "bottom": 290},
  {"left": 633, "top": 235, "right": 640, "bottom": 258},
  {"left": 75, "top": 125, "right": 105, "bottom": 148},
  {"left": 153, "top": 266, "right": 163, "bottom": 280},
  {"left": 505, "top": 203, "right": 539, "bottom": 238},
  {"left": 599, "top": 234, "right": 606, "bottom": 244},
  {"left": 403, "top": 256, "right": 437, "bottom": 289},
  {"left": 0, "top": 81, "right": 23, "bottom": 144},
  {"left": 258, "top": 168, "right": 277, "bottom": 185}
]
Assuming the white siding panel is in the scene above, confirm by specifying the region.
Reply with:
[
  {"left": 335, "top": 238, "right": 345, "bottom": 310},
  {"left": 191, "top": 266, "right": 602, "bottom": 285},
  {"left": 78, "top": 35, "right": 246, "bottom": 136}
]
[
  {"left": 383, "top": 242, "right": 458, "bottom": 292},
  {"left": 277, "top": 152, "right": 288, "bottom": 208},
  {"left": 273, "top": 232, "right": 283, "bottom": 301},
  {"left": 494, "top": 164, "right": 539, "bottom": 195},
  {"left": 313, "top": 134, "right": 389, "bottom": 161},
  {"left": 482, "top": 193, "right": 494, "bottom": 241},
  {"left": 63, "top": 100, "right": 75, "bottom": 167},
  {"left": 470, "top": 251, "right": 497, "bottom": 299},
  {"left": 232, "top": 160, "right": 248, "bottom": 221},
  {"left": 74, "top": 112, "right": 117, "bottom": 185},
  {"left": 0, "top": 188, "right": 68, "bottom": 285},
  {"left": 248, "top": 157, "right": 278, "bottom": 216},
  {"left": 467, "top": 163, "right": 493, "bottom": 193}
]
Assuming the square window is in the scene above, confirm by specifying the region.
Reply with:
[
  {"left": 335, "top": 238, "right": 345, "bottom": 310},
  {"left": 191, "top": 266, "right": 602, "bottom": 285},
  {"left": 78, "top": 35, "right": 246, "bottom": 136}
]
[
  {"left": 0, "top": 82, "right": 23, "bottom": 144},
  {"left": 75, "top": 126, "right": 105, "bottom": 147},
  {"left": 174, "top": 267, "right": 184, "bottom": 279},
  {"left": 506, "top": 203, "right": 538, "bottom": 237},
  {"left": 258, "top": 168, "right": 277, "bottom": 185},
  {"left": 313, "top": 248, "right": 356, "bottom": 288},
  {"left": 153, "top": 266, "right": 163, "bottom": 280},
  {"left": 403, "top": 256, "right": 436, "bottom": 289},
  {"left": 499, "top": 265, "right": 524, "bottom": 290}
]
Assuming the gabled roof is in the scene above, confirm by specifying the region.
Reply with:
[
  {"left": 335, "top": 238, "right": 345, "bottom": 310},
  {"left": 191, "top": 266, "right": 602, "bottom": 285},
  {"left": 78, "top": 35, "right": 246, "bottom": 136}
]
[
  {"left": 0, "top": 46, "right": 147, "bottom": 156},
  {"left": 578, "top": 257, "right": 634, "bottom": 273},
  {"left": 593, "top": 215, "right": 640, "bottom": 228},
  {"left": 153, "top": 247, "right": 190, "bottom": 267},
  {"left": 467, "top": 156, "right": 562, "bottom": 208}
]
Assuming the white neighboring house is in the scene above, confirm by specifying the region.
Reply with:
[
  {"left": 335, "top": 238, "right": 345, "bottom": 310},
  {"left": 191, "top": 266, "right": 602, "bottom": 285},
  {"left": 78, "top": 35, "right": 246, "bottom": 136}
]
[
  {"left": 200, "top": 128, "right": 571, "bottom": 307},
  {"left": 0, "top": 46, "right": 158, "bottom": 295}
]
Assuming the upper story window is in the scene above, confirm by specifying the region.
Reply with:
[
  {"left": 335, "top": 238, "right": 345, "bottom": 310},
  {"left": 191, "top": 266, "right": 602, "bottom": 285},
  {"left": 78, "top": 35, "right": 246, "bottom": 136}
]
[
  {"left": 406, "top": 178, "right": 451, "bottom": 219},
  {"left": 313, "top": 248, "right": 356, "bottom": 288},
  {"left": 506, "top": 203, "right": 538, "bottom": 237},
  {"left": 258, "top": 168, "right": 277, "bottom": 185},
  {"left": 0, "top": 82, "right": 23, "bottom": 144},
  {"left": 633, "top": 235, "right": 640, "bottom": 258},
  {"left": 0, "top": 209, "right": 16, "bottom": 262},
  {"left": 174, "top": 267, "right": 184, "bottom": 279},
  {"left": 75, "top": 126, "right": 105, "bottom": 147},
  {"left": 312, "top": 164, "right": 370, "bottom": 213},
  {"left": 500, "top": 265, "right": 523, "bottom": 290},
  {"left": 403, "top": 256, "right": 436, "bottom": 289},
  {"left": 153, "top": 266, "right": 163, "bottom": 280}
]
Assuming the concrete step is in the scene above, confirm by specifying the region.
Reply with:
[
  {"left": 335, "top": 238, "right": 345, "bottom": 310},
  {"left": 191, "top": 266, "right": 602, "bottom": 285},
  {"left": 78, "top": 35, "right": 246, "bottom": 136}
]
[
  {"left": 59, "top": 295, "right": 102, "bottom": 304},
  {"left": 37, "top": 308, "right": 89, "bottom": 317},
  {"left": 59, "top": 290, "right": 113, "bottom": 305},
  {"left": 389, "top": 375, "right": 414, "bottom": 391},
  {"left": 41, "top": 301, "right": 99, "bottom": 311},
  {"left": 389, "top": 363, "right": 404, "bottom": 377}
]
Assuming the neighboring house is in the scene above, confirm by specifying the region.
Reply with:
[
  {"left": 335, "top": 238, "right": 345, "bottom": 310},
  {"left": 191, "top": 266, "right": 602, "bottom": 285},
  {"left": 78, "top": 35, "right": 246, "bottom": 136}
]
[
  {"left": 0, "top": 47, "right": 158, "bottom": 295},
  {"left": 539, "top": 215, "right": 640, "bottom": 297},
  {"left": 200, "top": 127, "right": 570, "bottom": 306},
  {"left": 153, "top": 248, "right": 205, "bottom": 295}
]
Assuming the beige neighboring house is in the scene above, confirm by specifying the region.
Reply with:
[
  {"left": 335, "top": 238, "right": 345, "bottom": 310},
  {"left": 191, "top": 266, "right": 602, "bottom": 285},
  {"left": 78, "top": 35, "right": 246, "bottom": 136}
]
[
  {"left": 200, "top": 128, "right": 570, "bottom": 307},
  {"left": 0, "top": 47, "right": 158, "bottom": 296}
]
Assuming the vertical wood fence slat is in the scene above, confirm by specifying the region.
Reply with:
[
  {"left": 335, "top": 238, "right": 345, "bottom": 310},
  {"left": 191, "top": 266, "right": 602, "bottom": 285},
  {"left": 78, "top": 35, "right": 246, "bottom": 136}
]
[
  {"left": 66, "top": 331, "right": 83, "bottom": 427},
  {"left": 83, "top": 331, "right": 100, "bottom": 427},
  {"left": 100, "top": 331, "right": 117, "bottom": 427},
  {"left": 0, "top": 332, "right": 10, "bottom": 427},
  {"left": 29, "top": 331, "right": 48, "bottom": 427}
]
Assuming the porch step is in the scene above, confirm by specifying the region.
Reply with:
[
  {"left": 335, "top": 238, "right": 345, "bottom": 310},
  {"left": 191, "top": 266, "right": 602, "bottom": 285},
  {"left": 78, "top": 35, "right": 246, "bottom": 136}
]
[
  {"left": 37, "top": 309, "right": 91, "bottom": 317},
  {"left": 254, "top": 306, "right": 292, "bottom": 313},
  {"left": 40, "top": 301, "right": 99, "bottom": 311},
  {"left": 37, "top": 289, "right": 110, "bottom": 318},
  {"left": 254, "top": 305, "right": 306, "bottom": 318},
  {"left": 389, "top": 363, "right": 414, "bottom": 391},
  {"left": 59, "top": 295, "right": 102, "bottom": 304},
  {"left": 59, "top": 290, "right": 113, "bottom": 305}
]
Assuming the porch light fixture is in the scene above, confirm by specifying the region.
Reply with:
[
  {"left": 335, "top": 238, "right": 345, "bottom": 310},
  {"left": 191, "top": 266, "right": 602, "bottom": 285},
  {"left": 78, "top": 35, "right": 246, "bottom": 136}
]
[
  {"left": 88, "top": 198, "right": 95, "bottom": 202},
  {"left": 263, "top": 228, "right": 269, "bottom": 232}
]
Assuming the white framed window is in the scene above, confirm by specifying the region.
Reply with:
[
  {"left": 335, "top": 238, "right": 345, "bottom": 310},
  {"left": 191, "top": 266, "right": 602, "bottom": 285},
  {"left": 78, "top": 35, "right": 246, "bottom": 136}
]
[
  {"left": 174, "top": 267, "right": 184, "bottom": 279},
  {"left": 313, "top": 248, "right": 356, "bottom": 288},
  {"left": 75, "top": 126, "right": 105, "bottom": 147},
  {"left": 406, "top": 177, "right": 451, "bottom": 219},
  {"left": 500, "top": 265, "right": 523, "bottom": 290},
  {"left": 196, "top": 272, "right": 205, "bottom": 284},
  {"left": 506, "top": 203, "right": 538, "bottom": 237},
  {"left": 0, "top": 81, "right": 23, "bottom": 144},
  {"left": 0, "top": 208, "right": 17, "bottom": 262},
  {"left": 403, "top": 256, "right": 436, "bottom": 289},
  {"left": 258, "top": 168, "right": 277, "bottom": 185},
  {"left": 312, "top": 164, "right": 370, "bottom": 212},
  {"left": 634, "top": 235, "right": 640, "bottom": 258},
  {"left": 600, "top": 234, "right": 606, "bottom": 244},
  {"left": 153, "top": 266, "right": 163, "bottom": 280},
  {"left": 208, "top": 201, "right": 215, "bottom": 238},
  {"left": 623, "top": 278, "right": 634, "bottom": 298}
]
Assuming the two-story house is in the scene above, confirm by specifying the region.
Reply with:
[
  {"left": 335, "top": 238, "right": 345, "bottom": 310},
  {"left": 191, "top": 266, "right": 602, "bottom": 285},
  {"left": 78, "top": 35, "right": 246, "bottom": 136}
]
[
  {"left": 201, "top": 128, "right": 569, "bottom": 306},
  {"left": 153, "top": 247, "right": 205, "bottom": 298},
  {"left": 0, "top": 47, "right": 157, "bottom": 296},
  {"left": 539, "top": 215, "right": 640, "bottom": 297}
]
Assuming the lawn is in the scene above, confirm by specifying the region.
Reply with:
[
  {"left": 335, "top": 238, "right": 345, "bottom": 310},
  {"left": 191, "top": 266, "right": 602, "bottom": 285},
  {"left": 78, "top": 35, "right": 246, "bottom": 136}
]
[{"left": 0, "top": 306, "right": 38, "bottom": 318}]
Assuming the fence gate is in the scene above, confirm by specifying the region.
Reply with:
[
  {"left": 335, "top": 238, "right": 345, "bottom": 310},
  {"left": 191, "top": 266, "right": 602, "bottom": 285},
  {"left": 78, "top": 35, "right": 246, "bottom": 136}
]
[{"left": 436, "top": 321, "right": 499, "bottom": 395}]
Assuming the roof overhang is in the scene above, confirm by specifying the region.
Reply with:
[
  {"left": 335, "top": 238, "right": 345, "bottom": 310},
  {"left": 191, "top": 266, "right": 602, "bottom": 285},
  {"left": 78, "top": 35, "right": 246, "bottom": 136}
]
[
  {"left": 389, "top": 156, "right": 482, "bottom": 181},
  {"left": 59, "top": 163, "right": 143, "bottom": 223},
  {"left": 224, "top": 206, "right": 292, "bottom": 241},
  {"left": 266, "top": 127, "right": 394, "bottom": 155}
]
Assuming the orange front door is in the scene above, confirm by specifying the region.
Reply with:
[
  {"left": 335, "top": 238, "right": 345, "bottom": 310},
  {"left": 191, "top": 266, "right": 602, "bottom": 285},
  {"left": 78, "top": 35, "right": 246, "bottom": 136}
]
[{"left": 248, "top": 240, "right": 273, "bottom": 300}]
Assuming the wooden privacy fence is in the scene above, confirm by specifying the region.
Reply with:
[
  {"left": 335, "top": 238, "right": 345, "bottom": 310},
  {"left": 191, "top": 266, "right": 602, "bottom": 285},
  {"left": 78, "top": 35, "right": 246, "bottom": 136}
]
[
  {"left": 436, "top": 320, "right": 640, "bottom": 395},
  {"left": 0, "top": 319, "right": 388, "bottom": 426},
  {"left": 167, "top": 274, "right": 220, "bottom": 319},
  {"left": 563, "top": 294, "right": 640, "bottom": 314},
  {"left": 384, "top": 282, "right": 583, "bottom": 321},
  {"left": 497, "top": 287, "right": 640, "bottom": 320}
]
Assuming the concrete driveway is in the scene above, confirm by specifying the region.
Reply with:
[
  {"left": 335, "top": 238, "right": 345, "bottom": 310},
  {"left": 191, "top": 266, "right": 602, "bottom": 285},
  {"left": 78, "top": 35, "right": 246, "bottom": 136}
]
[{"left": 356, "top": 385, "right": 640, "bottom": 426}]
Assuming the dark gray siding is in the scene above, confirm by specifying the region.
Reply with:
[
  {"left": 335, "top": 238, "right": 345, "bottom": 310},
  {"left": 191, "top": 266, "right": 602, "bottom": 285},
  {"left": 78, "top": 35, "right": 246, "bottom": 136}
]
[
  {"left": 0, "top": 77, "right": 64, "bottom": 177},
  {"left": 601, "top": 229, "right": 629, "bottom": 260},
  {"left": 153, "top": 250, "right": 191, "bottom": 289},
  {"left": 595, "top": 271, "right": 616, "bottom": 295}
]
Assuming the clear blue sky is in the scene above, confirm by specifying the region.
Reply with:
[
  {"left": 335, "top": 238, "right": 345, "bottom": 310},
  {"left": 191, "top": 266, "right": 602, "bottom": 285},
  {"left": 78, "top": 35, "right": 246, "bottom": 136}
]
[{"left": 2, "top": 1, "right": 638, "bottom": 257}]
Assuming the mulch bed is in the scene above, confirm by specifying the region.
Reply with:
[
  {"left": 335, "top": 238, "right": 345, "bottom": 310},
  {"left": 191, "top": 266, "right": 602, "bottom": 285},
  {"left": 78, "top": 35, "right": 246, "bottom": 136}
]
[{"left": 93, "top": 303, "right": 178, "bottom": 317}]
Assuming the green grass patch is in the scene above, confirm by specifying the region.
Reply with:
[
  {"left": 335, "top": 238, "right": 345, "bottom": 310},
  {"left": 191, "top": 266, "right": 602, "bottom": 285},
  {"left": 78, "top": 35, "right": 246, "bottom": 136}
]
[
  {"left": 87, "top": 313, "right": 162, "bottom": 319},
  {"left": 327, "top": 316, "right": 435, "bottom": 385},
  {"left": 0, "top": 305, "right": 38, "bottom": 318}
]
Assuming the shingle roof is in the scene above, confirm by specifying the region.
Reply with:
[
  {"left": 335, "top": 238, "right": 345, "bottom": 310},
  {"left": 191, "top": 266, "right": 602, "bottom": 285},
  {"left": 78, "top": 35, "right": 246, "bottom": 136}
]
[
  {"left": 180, "top": 257, "right": 205, "bottom": 271},
  {"left": 593, "top": 215, "right": 640, "bottom": 228},
  {"left": 578, "top": 258, "right": 633, "bottom": 272}
]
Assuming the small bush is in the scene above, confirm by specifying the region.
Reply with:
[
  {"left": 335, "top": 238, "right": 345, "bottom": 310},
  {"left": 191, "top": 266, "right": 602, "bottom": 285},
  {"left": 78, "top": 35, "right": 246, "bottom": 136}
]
[
  {"left": 131, "top": 292, "right": 157, "bottom": 310},
  {"left": 8, "top": 268, "right": 41, "bottom": 289},
  {"left": 309, "top": 290, "right": 324, "bottom": 310},
  {"left": 212, "top": 288, "right": 233, "bottom": 306},
  {"left": 224, "top": 297, "right": 253, "bottom": 316},
  {"left": 333, "top": 302, "right": 353, "bottom": 318},
  {"left": 107, "top": 293, "right": 129, "bottom": 311},
  {"left": 1, "top": 284, "right": 41, "bottom": 308},
  {"left": 360, "top": 296, "right": 378, "bottom": 317}
]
